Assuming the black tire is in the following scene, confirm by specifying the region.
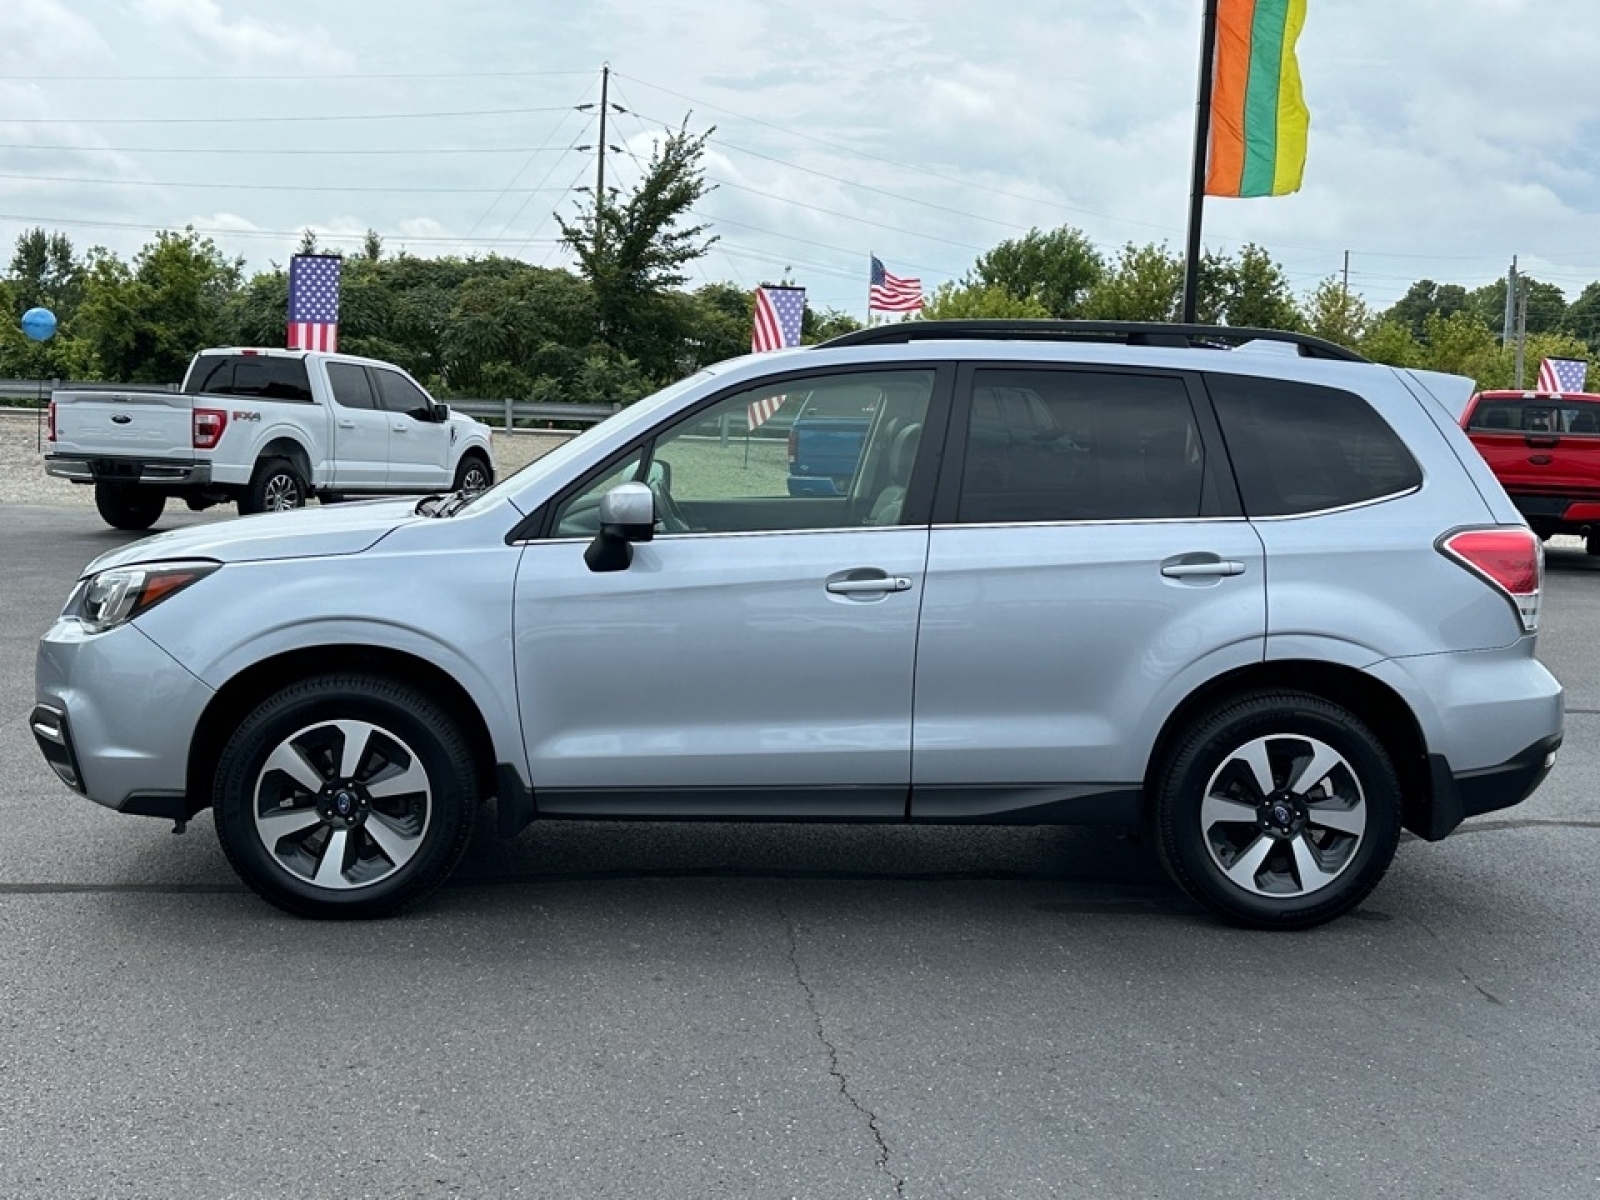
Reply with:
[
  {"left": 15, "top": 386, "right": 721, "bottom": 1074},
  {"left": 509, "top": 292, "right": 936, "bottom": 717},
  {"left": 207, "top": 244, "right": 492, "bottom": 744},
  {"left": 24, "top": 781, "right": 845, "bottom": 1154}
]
[
  {"left": 452, "top": 452, "right": 493, "bottom": 495},
  {"left": 212, "top": 674, "right": 479, "bottom": 919},
  {"left": 318, "top": 492, "right": 348, "bottom": 505},
  {"left": 240, "top": 457, "right": 307, "bottom": 515},
  {"left": 1153, "top": 690, "right": 1402, "bottom": 931},
  {"left": 1586, "top": 532, "right": 1600, "bottom": 557},
  {"left": 93, "top": 482, "right": 165, "bottom": 531}
]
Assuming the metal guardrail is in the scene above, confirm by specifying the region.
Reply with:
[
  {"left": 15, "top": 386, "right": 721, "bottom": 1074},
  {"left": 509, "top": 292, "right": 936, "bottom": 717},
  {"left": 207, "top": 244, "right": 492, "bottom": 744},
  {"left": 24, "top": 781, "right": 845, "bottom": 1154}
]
[{"left": 0, "top": 379, "right": 624, "bottom": 431}]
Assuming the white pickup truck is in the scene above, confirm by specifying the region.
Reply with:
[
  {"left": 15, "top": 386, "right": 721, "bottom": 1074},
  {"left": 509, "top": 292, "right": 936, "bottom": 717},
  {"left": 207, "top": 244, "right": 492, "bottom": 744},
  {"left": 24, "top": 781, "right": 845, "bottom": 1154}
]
[{"left": 45, "top": 347, "right": 497, "bottom": 530}]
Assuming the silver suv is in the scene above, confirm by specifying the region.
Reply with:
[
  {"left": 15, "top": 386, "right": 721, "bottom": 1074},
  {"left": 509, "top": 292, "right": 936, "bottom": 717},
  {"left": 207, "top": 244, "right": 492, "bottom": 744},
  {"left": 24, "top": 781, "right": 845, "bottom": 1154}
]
[{"left": 32, "top": 321, "right": 1564, "bottom": 928}]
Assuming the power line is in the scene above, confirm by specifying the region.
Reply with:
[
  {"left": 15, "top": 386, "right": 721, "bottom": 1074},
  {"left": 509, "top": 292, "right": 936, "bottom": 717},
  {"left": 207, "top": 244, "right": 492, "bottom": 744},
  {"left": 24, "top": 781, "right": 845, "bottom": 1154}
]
[
  {"left": 0, "top": 170, "right": 571, "bottom": 194},
  {"left": 707, "top": 177, "right": 991, "bottom": 254},
  {"left": 0, "top": 70, "right": 595, "bottom": 82},
  {"left": 0, "top": 106, "right": 578, "bottom": 125},
  {"left": 0, "top": 141, "right": 579, "bottom": 156},
  {"left": 0, "top": 211, "right": 560, "bottom": 246}
]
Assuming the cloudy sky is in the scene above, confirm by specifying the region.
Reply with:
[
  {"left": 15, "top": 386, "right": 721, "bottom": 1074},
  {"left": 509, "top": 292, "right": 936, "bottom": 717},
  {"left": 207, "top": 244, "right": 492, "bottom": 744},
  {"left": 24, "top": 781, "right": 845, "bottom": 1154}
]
[{"left": 2, "top": 0, "right": 1596, "bottom": 318}]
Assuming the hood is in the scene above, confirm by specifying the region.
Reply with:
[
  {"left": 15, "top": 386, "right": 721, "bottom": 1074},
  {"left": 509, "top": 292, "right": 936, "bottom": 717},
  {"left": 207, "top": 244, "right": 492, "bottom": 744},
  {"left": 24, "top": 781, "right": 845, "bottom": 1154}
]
[
  {"left": 83, "top": 498, "right": 423, "bottom": 576},
  {"left": 447, "top": 409, "right": 490, "bottom": 435}
]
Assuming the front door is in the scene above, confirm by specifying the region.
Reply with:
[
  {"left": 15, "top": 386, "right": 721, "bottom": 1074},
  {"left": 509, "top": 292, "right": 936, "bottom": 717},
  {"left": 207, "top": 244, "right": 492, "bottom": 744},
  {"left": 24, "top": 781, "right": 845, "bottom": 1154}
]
[
  {"left": 372, "top": 368, "right": 451, "bottom": 490},
  {"left": 910, "top": 364, "right": 1267, "bottom": 821},
  {"left": 512, "top": 366, "right": 946, "bottom": 817}
]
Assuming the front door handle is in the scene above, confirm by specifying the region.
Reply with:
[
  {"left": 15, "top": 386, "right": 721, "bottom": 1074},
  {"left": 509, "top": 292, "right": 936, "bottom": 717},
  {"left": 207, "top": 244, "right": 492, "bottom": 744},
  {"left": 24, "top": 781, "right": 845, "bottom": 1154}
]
[
  {"left": 392, "top": 424, "right": 409, "bottom": 433},
  {"left": 826, "top": 575, "right": 912, "bottom": 595},
  {"left": 1161, "top": 560, "right": 1245, "bottom": 579},
  {"left": 337, "top": 419, "right": 355, "bottom": 429}
]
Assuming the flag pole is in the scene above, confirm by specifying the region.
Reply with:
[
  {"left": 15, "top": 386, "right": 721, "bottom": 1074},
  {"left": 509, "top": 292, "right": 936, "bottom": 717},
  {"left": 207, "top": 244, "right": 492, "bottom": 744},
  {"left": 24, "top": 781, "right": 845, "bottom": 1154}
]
[{"left": 1182, "top": 0, "right": 1221, "bottom": 324}]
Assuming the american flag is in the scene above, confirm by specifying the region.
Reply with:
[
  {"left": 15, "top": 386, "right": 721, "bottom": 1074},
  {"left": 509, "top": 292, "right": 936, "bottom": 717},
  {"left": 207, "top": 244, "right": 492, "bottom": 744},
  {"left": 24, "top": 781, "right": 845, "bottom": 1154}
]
[
  {"left": 869, "top": 255, "right": 923, "bottom": 313},
  {"left": 1537, "top": 357, "right": 1588, "bottom": 395},
  {"left": 287, "top": 254, "right": 341, "bottom": 352},
  {"left": 747, "top": 285, "right": 806, "bottom": 430}
]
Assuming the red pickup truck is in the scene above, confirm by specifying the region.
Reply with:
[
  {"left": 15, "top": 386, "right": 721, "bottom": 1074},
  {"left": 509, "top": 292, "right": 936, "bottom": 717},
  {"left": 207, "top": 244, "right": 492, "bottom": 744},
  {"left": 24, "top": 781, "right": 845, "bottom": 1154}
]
[{"left": 1463, "top": 389, "right": 1600, "bottom": 552}]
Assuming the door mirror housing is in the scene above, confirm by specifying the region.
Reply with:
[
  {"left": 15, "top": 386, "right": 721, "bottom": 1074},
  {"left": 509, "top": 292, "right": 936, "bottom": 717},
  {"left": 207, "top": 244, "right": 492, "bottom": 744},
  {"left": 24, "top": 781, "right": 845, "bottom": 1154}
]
[
  {"left": 431, "top": 401, "right": 450, "bottom": 422},
  {"left": 584, "top": 482, "right": 656, "bottom": 572}
]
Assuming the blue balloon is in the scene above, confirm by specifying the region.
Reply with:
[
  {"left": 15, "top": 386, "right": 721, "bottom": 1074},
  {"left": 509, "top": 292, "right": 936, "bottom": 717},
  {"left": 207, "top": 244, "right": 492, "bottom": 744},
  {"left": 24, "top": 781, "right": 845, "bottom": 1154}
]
[{"left": 21, "top": 307, "right": 57, "bottom": 341}]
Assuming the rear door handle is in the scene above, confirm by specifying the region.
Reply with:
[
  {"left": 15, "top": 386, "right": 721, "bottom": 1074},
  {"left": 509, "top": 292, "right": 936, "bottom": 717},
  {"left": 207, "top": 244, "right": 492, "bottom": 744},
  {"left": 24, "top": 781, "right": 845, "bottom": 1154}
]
[
  {"left": 826, "top": 575, "right": 912, "bottom": 595},
  {"left": 337, "top": 419, "right": 355, "bottom": 429},
  {"left": 1161, "top": 560, "right": 1245, "bottom": 579},
  {"left": 392, "top": 424, "right": 409, "bottom": 433}
]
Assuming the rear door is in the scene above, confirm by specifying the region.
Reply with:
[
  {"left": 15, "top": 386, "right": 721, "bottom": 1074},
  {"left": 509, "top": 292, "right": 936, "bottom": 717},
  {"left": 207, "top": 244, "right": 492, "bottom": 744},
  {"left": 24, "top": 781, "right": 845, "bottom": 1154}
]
[
  {"left": 371, "top": 367, "right": 451, "bottom": 489},
  {"left": 324, "top": 361, "right": 389, "bottom": 490},
  {"left": 909, "top": 363, "right": 1266, "bottom": 820}
]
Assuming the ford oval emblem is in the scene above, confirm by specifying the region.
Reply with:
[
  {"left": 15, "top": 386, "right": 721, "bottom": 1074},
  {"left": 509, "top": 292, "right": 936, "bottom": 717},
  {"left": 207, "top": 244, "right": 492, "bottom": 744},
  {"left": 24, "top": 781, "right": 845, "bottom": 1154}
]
[{"left": 111, "top": 414, "right": 131, "bottom": 424}]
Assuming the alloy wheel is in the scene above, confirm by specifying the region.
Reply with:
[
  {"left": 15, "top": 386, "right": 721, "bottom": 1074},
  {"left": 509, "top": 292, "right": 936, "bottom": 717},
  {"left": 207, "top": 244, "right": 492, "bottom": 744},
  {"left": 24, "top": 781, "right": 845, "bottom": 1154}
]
[
  {"left": 251, "top": 719, "right": 433, "bottom": 890},
  {"left": 1199, "top": 734, "right": 1367, "bottom": 899}
]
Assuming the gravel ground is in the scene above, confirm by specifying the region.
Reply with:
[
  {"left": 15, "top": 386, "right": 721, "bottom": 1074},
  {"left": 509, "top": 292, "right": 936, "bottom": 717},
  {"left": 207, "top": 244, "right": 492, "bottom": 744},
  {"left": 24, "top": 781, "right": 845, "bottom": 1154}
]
[{"left": 0, "top": 407, "right": 568, "bottom": 509}]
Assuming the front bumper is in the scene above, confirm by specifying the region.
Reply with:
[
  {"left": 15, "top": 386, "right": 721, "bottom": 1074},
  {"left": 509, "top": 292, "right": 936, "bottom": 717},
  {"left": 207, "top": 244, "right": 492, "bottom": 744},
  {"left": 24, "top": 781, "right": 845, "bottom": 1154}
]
[
  {"left": 34, "top": 617, "right": 215, "bottom": 817},
  {"left": 45, "top": 455, "right": 212, "bottom": 487}
]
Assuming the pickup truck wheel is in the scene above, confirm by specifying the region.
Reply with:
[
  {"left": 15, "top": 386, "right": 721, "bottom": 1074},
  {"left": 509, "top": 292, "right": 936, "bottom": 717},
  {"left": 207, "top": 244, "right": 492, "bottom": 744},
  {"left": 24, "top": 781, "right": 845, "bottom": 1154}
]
[
  {"left": 453, "top": 452, "right": 492, "bottom": 495},
  {"left": 1153, "top": 691, "right": 1401, "bottom": 930},
  {"left": 241, "top": 457, "right": 307, "bottom": 515},
  {"left": 212, "top": 675, "right": 479, "bottom": 919},
  {"left": 93, "top": 482, "right": 165, "bottom": 531}
]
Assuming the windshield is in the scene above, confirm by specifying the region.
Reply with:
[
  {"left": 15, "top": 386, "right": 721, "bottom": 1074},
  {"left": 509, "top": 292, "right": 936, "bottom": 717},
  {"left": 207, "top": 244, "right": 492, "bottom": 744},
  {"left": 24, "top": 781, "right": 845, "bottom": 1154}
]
[{"left": 449, "top": 371, "right": 714, "bottom": 515}]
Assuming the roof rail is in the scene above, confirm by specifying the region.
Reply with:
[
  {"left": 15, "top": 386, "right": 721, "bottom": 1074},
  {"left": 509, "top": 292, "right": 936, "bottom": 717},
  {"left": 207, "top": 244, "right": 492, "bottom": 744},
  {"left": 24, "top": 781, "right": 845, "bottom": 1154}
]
[{"left": 820, "top": 319, "right": 1369, "bottom": 363}]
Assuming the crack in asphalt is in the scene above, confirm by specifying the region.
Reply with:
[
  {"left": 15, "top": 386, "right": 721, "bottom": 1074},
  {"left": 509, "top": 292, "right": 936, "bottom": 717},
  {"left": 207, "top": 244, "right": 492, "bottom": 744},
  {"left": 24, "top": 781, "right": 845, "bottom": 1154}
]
[
  {"left": 1445, "top": 817, "right": 1600, "bottom": 836},
  {"left": 1407, "top": 913, "right": 1506, "bottom": 1006},
  {"left": 779, "top": 898, "right": 906, "bottom": 1200}
]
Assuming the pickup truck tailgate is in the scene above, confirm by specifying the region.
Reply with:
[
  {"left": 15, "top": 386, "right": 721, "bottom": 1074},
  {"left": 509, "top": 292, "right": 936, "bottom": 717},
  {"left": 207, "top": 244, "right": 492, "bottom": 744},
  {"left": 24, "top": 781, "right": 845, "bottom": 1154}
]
[{"left": 52, "top": 390, "right": 195, "bottom": 461}]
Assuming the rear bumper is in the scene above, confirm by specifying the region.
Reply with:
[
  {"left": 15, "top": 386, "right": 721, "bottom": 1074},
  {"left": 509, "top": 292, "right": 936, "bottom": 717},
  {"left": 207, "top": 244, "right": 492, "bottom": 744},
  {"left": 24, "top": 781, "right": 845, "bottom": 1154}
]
[
  {"left": 1421, "top": 734, "right": 1564, "bottom": 840},
  {"left": 45, "top": 455, "right": 211, "bottom": 487},
  {"left": 1508, "top": 493, "right": 1600, "bottom": 527}
]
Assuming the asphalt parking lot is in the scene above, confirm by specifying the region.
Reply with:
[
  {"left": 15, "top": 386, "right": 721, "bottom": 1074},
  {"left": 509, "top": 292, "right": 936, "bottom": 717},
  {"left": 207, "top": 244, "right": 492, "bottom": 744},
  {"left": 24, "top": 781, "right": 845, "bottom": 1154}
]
[{"left": 3, "top": 503, "right": 1599, "bottom": 1200}]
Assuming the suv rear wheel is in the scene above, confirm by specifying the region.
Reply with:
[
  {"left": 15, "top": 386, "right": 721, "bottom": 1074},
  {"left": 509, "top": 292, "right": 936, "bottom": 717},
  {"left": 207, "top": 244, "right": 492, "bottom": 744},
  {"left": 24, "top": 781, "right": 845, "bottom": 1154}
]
[
  {"left": 1154, "top": 691, "right": 1402, "bottom": 930},
  {"left": 212, "top": 675, "right": 478, "bottom": 919}
]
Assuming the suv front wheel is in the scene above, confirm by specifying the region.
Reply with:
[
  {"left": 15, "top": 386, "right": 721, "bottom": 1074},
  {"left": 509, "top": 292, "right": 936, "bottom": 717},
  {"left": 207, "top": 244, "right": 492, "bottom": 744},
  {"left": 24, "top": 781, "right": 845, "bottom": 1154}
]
[
  {"left": 1154, "top": 691, "right": 1402, "bottom": 930},
  {"left": 212, "top": 675, "right": 478, "bottom": 919}
]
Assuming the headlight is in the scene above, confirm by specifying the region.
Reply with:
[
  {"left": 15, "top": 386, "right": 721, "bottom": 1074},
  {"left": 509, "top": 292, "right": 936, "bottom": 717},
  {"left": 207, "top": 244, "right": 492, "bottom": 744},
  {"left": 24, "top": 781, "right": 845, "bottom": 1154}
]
[{"left": 76, "top": 562, "right": 219, "bottom": 633}]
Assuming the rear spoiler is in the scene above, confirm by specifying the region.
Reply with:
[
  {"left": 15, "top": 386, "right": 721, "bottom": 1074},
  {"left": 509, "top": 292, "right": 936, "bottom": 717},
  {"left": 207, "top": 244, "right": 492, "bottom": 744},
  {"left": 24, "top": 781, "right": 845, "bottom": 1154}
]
[{"left": 1400, "top": 369, "right": 1477, "bottom": 423}]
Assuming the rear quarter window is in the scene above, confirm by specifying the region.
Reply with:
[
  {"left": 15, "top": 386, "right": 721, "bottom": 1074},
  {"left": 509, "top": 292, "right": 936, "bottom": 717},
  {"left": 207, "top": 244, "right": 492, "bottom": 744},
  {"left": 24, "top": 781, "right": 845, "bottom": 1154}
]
[
  {"left": 188, "top": 355, "right": 313, "bottom": 403},
  {"left": 1206, "top": 372, "right": 1422, "bottom": 517}
]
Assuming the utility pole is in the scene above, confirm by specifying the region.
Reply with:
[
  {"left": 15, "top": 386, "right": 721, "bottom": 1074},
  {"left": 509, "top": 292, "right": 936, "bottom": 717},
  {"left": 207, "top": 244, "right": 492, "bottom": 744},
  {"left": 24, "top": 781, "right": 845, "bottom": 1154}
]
[
  {"left": 1514, "top": 276, "right": 1529, "bottom": 390},
  {"left": 595, "top": 64, "right": 610, "bottom": 259},
  {"left": 1502, "top": 256, "right": 1518, "bottom": 349},
  {"left": 1341, "top": 250, "right": 1350, "bottom": 299}
]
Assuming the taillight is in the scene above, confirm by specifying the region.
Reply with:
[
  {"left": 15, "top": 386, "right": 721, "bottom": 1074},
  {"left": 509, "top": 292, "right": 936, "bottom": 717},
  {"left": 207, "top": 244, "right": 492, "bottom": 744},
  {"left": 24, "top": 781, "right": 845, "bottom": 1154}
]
[
  {"left": 193, "top": 408, "right": 228, "bottom": 450},
  {"left": 787, "top": 429, "right": 797, "bottom": 464},
  {"left": 47, "top": 400, "right": 56, "bottom": 443},
  {"left": 1440, "top": 527, "right": 1542, "bottom": 633}
]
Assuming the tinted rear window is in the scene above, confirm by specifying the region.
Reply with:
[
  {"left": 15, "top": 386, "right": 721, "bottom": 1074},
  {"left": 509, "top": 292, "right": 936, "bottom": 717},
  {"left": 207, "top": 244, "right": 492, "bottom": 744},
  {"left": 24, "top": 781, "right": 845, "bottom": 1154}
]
[
  {"left": 188, "top": 355, "right": 313, "bottom": 403},
  {"left": 1207, "top": 373, "right": 1422, "bottom": 517},
  {"left": 1469, "top": 397, "right": 1600, "bottom": 435}
]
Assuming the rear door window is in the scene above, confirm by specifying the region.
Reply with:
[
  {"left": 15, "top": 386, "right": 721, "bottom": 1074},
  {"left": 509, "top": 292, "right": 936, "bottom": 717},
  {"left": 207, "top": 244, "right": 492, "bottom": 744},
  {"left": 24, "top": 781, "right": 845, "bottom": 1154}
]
[
  {"left": 955, "top": 368, "right": 1205, "bottom": 523},
  {"left": 1206, "top": 373, "right": 1422, "bottom": 517},
  {"left": 326, "top": 362, "right": 376, "bottom": 410},
  {"left": 187, "top": 355, "right": 313, "bottom": 402}
]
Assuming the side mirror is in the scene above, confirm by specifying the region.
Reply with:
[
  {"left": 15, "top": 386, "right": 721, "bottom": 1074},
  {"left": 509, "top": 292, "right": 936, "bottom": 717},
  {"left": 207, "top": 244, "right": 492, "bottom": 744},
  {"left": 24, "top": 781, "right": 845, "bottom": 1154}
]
[
  {"left": 584, "top": 482, "right": 656, "bottom": 572},
  {"left": 431, "top": 401, "right": 450, "bottom": 422}
]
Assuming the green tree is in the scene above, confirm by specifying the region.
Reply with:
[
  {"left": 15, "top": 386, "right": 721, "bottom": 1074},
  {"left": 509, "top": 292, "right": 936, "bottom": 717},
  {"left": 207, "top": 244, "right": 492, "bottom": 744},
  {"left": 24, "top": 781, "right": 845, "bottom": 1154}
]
[
  {"left": 8, "top": 228, "right": 84, "bottom": 324},
  {"left": 1379, "top": 280, "right": 1470, "bottom": 341},
  {"left": 921, "top": 280, "right": 1051, "bottom": 320},
  {"left": 1563, "top": 281, "right": 1600, "bottom": 354},
  {"left": 1419, "top": 309, "right": 1498, "bottom": 378},
  {"left": 1083, "top": 242, "right": 1184, "bottom": 321},
  {"left": 1467, "top": 276, "right": 1565, "bottom": 338},
  {"left": 1302, "top": 277, "right": 1370, "bottom": 349},
  {"left": 1217, "top": 243, "right": 1302, "bottom": 330},
  {"left": 75, "top": 229, "right": 243, "bottom": 383},
  {"left": 558, "top": 122, "right": 717, "bottom": 378},
  {"left": 970, "top": 225, "right": 1103, "bottom": 318},
  {"left": 1360, "top": 319, "right": 1423, "bottom": 367}
]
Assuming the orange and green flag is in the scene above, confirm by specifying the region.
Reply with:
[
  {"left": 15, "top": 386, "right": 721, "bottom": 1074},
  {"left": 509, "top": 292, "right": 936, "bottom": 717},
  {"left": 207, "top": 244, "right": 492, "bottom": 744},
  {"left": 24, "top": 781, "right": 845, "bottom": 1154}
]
[{"left": 1204, "top": 0, "right": 1310, "bottom": 198}]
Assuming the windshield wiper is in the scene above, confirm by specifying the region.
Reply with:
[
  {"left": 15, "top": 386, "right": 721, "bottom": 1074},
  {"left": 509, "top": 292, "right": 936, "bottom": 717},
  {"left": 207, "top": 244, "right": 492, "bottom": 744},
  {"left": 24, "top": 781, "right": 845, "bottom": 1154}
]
[{"left": 414, "top": 494, "right": 445, "bottom": 516}]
